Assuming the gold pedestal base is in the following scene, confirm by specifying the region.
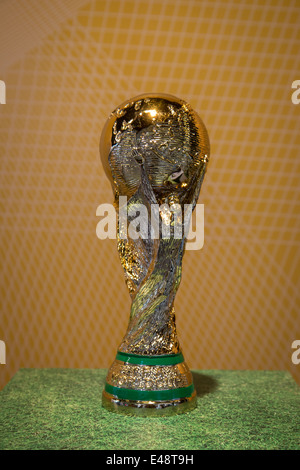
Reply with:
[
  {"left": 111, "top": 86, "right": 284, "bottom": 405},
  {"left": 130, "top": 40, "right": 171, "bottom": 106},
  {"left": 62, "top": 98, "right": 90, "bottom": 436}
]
[
  {"left": 102, "top": 351, "right": 197, "bottom": 416},
  {"left": 102, "top": 389, "right": 197, "bottom": 417}
]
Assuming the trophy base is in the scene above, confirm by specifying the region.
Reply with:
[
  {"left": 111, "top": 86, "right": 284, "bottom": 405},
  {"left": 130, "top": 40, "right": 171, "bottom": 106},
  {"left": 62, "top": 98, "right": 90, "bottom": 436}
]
[
  {"left": 102, "top": 351, "right": 197, "bottom": 417},
  {"left": 102, "top": 389, "right": 197, "bottom": 417}
]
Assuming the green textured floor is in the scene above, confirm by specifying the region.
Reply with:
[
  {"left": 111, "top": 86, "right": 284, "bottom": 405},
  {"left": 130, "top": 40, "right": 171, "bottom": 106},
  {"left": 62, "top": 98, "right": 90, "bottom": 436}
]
[{"left": 0, "top": 368, "right": 299, "bottom": 450}]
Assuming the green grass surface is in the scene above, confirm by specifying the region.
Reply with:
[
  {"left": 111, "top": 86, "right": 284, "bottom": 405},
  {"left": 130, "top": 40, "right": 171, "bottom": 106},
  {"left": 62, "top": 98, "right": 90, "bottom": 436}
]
[{"left": 0, "top": 368, "right": 299, "bottom": 450}]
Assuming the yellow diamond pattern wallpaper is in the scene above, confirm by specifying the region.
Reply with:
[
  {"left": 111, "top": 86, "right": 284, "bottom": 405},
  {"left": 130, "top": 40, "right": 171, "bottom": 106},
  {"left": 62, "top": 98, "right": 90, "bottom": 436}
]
[{"left": 0, "top": 0, "right": 300, "bottom": 389}]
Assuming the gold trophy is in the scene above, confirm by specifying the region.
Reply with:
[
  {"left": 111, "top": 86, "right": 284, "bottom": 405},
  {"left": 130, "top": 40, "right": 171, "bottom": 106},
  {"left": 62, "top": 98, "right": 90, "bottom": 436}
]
[{"left": 100, "top": 93, "right": 210, "bottom": 416}]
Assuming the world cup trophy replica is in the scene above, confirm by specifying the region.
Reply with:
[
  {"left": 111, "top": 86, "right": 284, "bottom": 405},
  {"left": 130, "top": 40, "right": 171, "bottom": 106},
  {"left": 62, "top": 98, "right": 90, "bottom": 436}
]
[{"left": 100, "top": 93, "right": 210, "bottom": 416}]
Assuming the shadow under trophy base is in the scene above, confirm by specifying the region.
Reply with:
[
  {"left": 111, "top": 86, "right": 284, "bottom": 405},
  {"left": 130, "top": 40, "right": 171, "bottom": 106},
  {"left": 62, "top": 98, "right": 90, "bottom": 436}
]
[{"left": 100, "top": 93, "right": 210, "bottom": 416}]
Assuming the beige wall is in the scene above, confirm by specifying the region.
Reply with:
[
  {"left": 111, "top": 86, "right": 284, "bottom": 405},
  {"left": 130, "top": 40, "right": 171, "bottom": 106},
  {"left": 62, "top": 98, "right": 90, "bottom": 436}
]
[{"left": 1, "top": 0, "right": 300, "bottom": 389}]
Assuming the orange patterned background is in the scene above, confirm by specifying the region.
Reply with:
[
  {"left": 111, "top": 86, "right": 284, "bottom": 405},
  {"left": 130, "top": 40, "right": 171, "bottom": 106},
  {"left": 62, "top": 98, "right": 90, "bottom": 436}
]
[{"left": 1, "top": 0, "right": 300, "bottom": 390}]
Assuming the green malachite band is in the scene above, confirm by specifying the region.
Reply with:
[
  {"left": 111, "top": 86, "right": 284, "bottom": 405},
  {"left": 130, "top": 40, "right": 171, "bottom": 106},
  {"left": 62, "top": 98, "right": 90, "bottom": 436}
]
[
  {"left": 105, "top": 382, "right": 195, "bottom": 401},
  {"left": 115, "top": 351, "right": 185, "bottom": 366}
]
